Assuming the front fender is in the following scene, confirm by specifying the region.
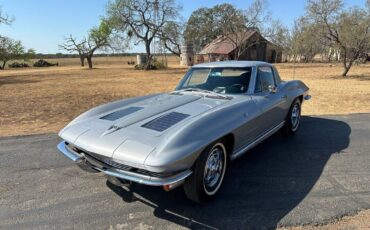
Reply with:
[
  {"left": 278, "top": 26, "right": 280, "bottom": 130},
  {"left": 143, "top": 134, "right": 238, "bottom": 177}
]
[{"left": 144, "top": 98, "right": 259, "bottom": 172}]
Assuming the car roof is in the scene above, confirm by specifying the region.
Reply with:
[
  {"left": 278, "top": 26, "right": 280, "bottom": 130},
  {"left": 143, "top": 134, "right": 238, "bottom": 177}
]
[{"left": 192, "top": 60, "right": 272, "bottom": 68}]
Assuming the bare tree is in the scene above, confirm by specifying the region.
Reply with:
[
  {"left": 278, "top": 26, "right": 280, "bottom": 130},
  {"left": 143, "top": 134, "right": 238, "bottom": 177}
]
[
  {"left": 306, "top": 0, "right": 370, "bottom": 76},
  {"left": 59, "top": 35, "right": 86, "bottom": 67},
  {"left": 265, "top": 20, "right": 291, "bottom": 62},
  {"left": 289, "top": 17, "right": 326, "bottom": 62},
  {"left": 0, "top": 8, "right": 13, "bottom": 25},
  {"left": 107, "top": 0, "right": 181, "bottom": 69},
  {"left": 158, "top": 21, "right": 184, "bottom": 56}
]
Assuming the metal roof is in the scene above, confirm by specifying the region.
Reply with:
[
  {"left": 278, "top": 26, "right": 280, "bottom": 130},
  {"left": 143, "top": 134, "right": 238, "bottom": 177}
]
[{"left": 193, "top": 60, "right": 271, "bottom": 68}]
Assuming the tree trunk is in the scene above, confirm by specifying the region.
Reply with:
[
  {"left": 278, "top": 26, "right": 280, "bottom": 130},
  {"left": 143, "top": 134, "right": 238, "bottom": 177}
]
[
  {"left": 79, "top": 56, "right": 85, "bottom": 67},
  {"left": 86, "top": 56, "right": 93, "bottom": 69},
  {"left": 1, "top": 61, "right": 6, "bottom": 70},
  {"left": 145, "top": 42, "right": 152, "bottom": 70},
  {"left": 342, "top": 60, "right": 353, "bottom": 77},
  {"left": 340, "top": 48, "right": 353, "bottom": 77}
]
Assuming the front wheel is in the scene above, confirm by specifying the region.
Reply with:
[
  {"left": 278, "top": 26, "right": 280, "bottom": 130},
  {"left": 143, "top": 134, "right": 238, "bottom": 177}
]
[
  {"left": 184, "top": 141, "right": 228, "bottom": 203},
  {"left": 282, "top": 98, "right": 301, "bottom": 136}
]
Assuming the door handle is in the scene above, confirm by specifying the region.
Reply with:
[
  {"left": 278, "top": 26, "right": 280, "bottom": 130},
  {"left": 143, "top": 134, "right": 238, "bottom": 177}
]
[{"left": 282, "top": 95, "right": 287, "bottom": 99}]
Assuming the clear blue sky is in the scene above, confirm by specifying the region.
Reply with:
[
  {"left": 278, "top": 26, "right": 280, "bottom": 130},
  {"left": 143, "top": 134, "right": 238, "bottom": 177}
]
[{"left": 0, "top": 0, "right": 366, "bottom": 54}]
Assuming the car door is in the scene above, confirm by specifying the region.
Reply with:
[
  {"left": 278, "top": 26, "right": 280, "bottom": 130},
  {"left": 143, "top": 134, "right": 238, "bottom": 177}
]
[{"left": 251, "top": 66, "right": 287, "bottom": 135}]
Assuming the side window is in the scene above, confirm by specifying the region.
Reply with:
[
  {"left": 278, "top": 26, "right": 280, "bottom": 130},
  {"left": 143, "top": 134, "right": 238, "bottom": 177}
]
[{"left": 255, "top": 66, "right": 275, "bottom": 93}]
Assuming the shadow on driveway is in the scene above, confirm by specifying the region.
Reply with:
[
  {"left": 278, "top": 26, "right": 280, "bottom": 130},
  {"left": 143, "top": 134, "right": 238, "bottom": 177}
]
[{"left": 106, "top": 116, "right": 351, "bottom": 229}]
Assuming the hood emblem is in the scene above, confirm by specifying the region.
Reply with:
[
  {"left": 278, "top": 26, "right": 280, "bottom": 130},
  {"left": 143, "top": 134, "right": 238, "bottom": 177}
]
[
  {"left": 108, "top": 125, "right": 121, "bottom": 131},
  {"left": 101, "top": 125, "right": 121, "bottom": 136}
]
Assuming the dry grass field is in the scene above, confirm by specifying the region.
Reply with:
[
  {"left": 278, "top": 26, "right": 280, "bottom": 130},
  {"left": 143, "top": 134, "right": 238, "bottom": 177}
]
[
  {"left": 1, "top": 56, "right": 370, "bottom": 137},
  {"left": 0, "top": 56, "right": 370, "bottom": 228}
]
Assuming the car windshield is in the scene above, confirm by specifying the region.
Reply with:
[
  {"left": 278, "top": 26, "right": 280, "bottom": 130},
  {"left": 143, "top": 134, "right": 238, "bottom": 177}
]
[{"left": 176, "top": 67, "right": 252, "bottom": 94}]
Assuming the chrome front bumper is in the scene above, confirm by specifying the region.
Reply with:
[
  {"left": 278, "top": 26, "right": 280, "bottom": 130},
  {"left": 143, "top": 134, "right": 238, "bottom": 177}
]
[{"left": 57, "top": 141, "right": 192, "bottom": 186}]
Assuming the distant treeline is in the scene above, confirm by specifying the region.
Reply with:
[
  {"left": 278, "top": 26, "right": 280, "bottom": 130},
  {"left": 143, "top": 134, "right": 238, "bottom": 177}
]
[{"left": 33, "top": 53, "right": 178, "bottom": 59}]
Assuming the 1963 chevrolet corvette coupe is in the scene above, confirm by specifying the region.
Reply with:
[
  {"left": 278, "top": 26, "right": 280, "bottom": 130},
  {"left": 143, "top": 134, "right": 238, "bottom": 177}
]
[{"left": 57, "top": 61, "right": 310, "bottom": 203}]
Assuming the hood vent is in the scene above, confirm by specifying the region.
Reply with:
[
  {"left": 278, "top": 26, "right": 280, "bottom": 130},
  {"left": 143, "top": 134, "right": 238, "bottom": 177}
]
[
  {"left": 100, "top": 107, "right": 143, "bottom": 121},
  {"left": 142, "top": 112, "right": 190, "bottom": 132}
]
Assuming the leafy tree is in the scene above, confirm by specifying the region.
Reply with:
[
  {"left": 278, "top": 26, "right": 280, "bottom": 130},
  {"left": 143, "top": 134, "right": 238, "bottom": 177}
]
[
  {"left": 60, "top": 20, "right": 112, "bottom": 69},
  {"left": 0, "top": 37, "right": 26, "bottom": 69},
  {"left": 85, "top": 20, "right": 113, "bottom": 68},
  {"left": 23, "top": 48, "right": 36, "bottom": 61},
  {"left": 184, "top": 4, "right": 234, "bottom": 53},
  {"left": 213, "top": 3, "right": 248, "bottom": 60},
  {"left": 106, "top": 0, "right": 180, "bottom": 70},
  {"left": 305, "top": 0, "right": 370, "bottom": 76}
]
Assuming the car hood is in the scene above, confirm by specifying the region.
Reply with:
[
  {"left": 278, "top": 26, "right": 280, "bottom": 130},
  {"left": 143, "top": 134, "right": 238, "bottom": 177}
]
[{"left": 59, "top": 93, "right": 229, "bottom": 168}]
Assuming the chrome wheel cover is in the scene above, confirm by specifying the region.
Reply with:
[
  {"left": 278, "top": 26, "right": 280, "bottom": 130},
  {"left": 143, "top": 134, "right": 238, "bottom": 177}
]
[
  {"left": 291, "top": 102, "right": 301, "bottom": 131},
  {"left": 203, "top": 143, "right": 227, "bottom": 195}
]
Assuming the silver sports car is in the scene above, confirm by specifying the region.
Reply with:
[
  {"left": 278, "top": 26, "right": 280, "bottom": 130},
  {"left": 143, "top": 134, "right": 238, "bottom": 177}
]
[{"left": 57, "top": 61, "right": 310, "bottom": 203}]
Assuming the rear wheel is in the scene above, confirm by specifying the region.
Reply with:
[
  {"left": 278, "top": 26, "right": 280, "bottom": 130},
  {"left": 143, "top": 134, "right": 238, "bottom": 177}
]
[
  {"left": 184, "top": 140, "right": 227, "bottom": 203},
  {"left": 282, "top": 98, "right": 301, "bottom": 136}
]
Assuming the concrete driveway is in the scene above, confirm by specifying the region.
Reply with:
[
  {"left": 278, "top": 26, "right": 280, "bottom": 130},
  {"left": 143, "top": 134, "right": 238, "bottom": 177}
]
[{"left": 0, "top": 114, "right": 369, "bottom": 229}]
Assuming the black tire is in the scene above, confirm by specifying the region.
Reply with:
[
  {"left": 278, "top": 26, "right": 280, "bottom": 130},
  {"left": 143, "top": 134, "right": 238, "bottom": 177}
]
[
  {"left": 282, "top": 97, "right": 302, "bottom": 136},
  {"left": 183, "top": 140, "right": 228, "bottom": 203}
]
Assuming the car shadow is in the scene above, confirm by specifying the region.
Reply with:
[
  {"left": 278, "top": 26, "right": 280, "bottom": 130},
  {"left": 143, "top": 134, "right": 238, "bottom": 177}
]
[{"left": 106, "top": 116, "right": 351, "bottom": 229}]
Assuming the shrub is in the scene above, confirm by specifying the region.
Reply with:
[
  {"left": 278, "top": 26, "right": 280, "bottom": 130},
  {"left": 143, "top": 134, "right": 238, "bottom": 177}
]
[
  {"left": 33, "top": 59, "right": 58, "bottom": 67},
  {"left": 8, "top": 62, "right": 30, "bottom": 68},
  {"left": 153, "top": 58, "right": 167, "bottom": 69},
  {"left": 134, "top": 64, "right": 157, "bottom": 70}
]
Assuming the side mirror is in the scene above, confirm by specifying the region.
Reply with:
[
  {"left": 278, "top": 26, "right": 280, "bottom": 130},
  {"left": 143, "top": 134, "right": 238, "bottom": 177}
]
[{"left": 268, "top": 85, "right": 278, "bottom": 94}]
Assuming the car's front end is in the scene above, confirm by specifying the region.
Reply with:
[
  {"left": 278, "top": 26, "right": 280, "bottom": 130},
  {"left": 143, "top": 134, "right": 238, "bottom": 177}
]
[
  {"left": 57, "top": 92, "right": 231, "bottom": 191},
  {"left": 57, "top": 141, "right": 192, "bottom": 190}
]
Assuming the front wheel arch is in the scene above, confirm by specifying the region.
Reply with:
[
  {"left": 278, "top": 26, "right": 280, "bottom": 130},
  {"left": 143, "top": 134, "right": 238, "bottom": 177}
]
[{"left": 184, "top": 138, "right": 229, "bottom": 203}]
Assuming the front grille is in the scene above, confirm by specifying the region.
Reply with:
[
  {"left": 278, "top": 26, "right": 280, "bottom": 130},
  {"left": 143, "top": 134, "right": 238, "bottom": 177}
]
[{"left": 75, "top": 148, "right": 173, "bottom": 178}]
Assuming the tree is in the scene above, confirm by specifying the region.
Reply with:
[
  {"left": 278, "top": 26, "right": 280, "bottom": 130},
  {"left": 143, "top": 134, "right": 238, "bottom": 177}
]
[
  {"left": 306, "top": 0, "right": 370, "bottom": 76},
  {"left": 60, "top": 20, "right": 112, "bottom": 69},
  {"left": 0, "top": 8, "right": 13, "bottom": 25},
  {"left": 24, "top": 48, "right": 36, "bottom": 60},
  {"left": 107, "top": 0, "right": 180, "bottom": 70},
  {"left": 0, "top": 37, "right": 26, "bottom": 69},
  {"left": 289, "top": 17, "right": 325, "bottom": 62},
  {"left": 158, "top": 21, "right": 184, "bottom": 56},
  {"left": 85, "top": 20, "right": 112, "bottom": 69},
  {"left": 59, "top": 35, "right": 87, "bottom": 67},
  {"left": 214, "top": 3, "right": 247, "bottom": 60},
  {"left": 184, "top": 4, "right": 237, "bottom": 53}
]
